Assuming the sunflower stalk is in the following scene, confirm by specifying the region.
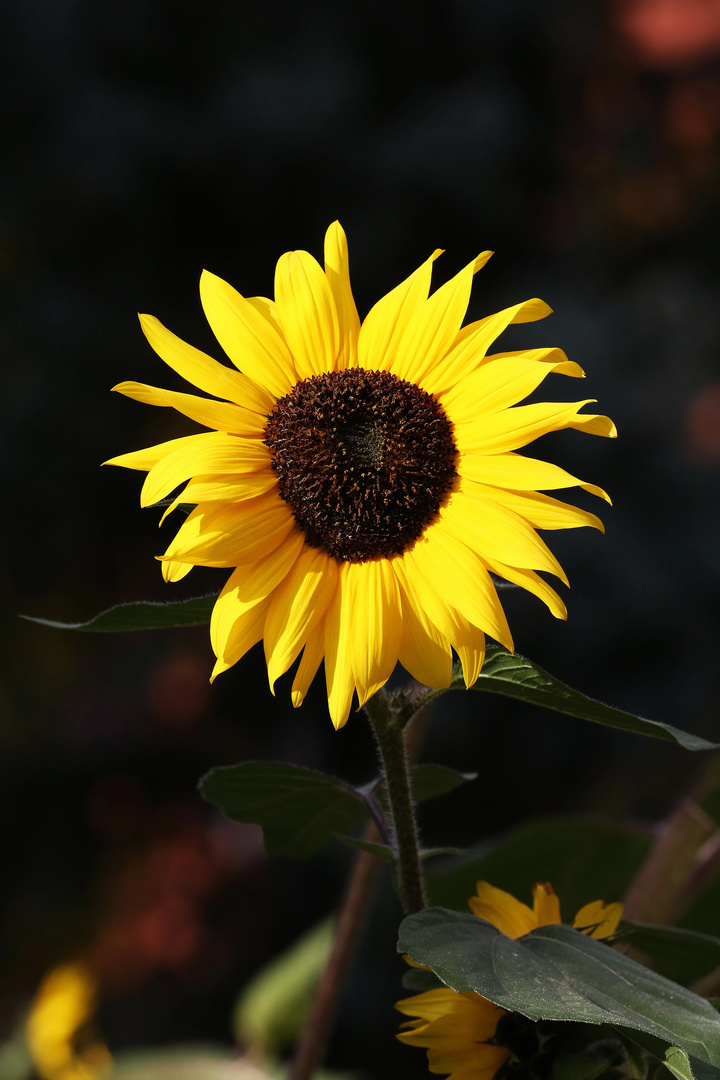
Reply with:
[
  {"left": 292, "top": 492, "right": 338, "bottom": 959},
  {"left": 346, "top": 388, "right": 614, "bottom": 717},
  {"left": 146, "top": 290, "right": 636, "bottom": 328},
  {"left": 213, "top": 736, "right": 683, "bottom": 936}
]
[{"left": 364, "top": 688, "right": 427, "bottom": 915}]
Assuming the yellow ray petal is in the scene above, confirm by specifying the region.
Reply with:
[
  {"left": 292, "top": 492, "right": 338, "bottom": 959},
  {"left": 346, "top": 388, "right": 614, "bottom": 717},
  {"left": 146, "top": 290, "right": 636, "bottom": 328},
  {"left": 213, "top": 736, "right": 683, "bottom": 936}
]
[
  {"left": 264, "top": 546, "right": 338, "bottom": 693},
  {"left": 439, "top": 482, "right": 568, "bottom": 582},
  {"left": 160, "top": 494, "right": 294, "bottom": 568},
  {"left": 209, "top": 529, "right": 305, "bottom": 658},
  {"left": 468, "top": 881, "right": 536, "bottom": 938},
  {"left": 199, "top": 270, "right": 296, "bottom": 399},
  {"left": 454, "top": 399, "right": 617, "bottom": 455},
  {"left": 324, "top": 221, "right": 360, "bottom": 369},
  {"left": 323, "top": 561, "right": 355, "bottom": 729},
  {"left": 357, "top": 249, "right": 443, "bottom": 372},
  {"left": 162, "top": 559, "right": 194, "bottom": 583},
  {"left": 104, "top": 434, "right": 205, "bottom": 472},
  {"left": 140, "top": 432, "right": 272, "bottom": 507},
  {"left": 483, "top": 558, "right": 567, "bottom": 620},
  {"left": 111, "top": 381, "right": 267, "bottom": 437},
  {"left": 291, "top": 622, "right": 326, "bottom": 707},
  {"left": 210, "top": 596, "right": 271, "bottom": 681},
  {"left": 178, "top": 471, "right": 277, "bottom": 506},
  {"left": 422, "top": 298, "right": 553, "bottom": 393},
  {"left": 274, "top": 250, "right": 340, "bottom": 377},
  {"left": 139, "top": 314, "right": 274, "bottom": 414},
  {"left": 391, "top": 257, "right": 478, "bottom": 384},
  {"left": 532, "top": 882, "right": 562, "bottom": 926},
  {"left": 458, "top": 450, "right": 610, "bottom": 502},
  {"left": 347, "top": 559, "right": 402, "bottom": 708},
  {"left": 441, "top": 355, "right": 585, "bottom": 426},
  {"left": 409, "top": 526, "right": 513, "bottom": 650},
  {"left": 474, "top": 483, "right": 606, "bottom": 532},
  {"left": 395, "top": 554, "right": 486, "bottom": 686},
  {"left": 395, "top": 565, "right": 453, "bottom": 688},
  {"left": 573, "top": 900, "right": 623, "bottom": 938}
]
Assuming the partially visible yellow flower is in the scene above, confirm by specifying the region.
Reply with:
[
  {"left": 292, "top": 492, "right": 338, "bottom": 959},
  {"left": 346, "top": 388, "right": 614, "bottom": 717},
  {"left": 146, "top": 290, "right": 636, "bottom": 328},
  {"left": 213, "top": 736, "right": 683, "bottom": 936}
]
[
  {"left": 396, "top": 881, "right": 622, "bottom": 1079},
  {"left": 26, "top": 963, "right": 112, "bottom": 1080},
  {"left": 107, "top": 222, "right": 615, "bottom": 729},
  {"left": 396, "top": 988, "right": 509, "bottom": 1080},
  {"left": 468, "top": 879, "right": 623, "bottom": 939}
]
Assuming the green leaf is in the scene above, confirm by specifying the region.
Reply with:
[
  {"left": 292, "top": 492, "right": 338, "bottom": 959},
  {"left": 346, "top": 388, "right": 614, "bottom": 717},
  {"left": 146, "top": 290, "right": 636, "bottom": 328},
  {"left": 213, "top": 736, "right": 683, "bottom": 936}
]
[
  {"left": 373, "top": 763, "right": 476, "bottom": 815},
  {"left": 397, "top": 910, "right": 720, "bottom": 1067},
  {"left": 401, "top": 967, "right": 445, "bottom": 993},
  {"left": 199, "top": 761, "right": 369, "bottom": 859},
  {"left": 22, "top": 595, "right": 218, "bottom": 632},
  {"left": 428, "top": 815, "right": 651, "bottom": 915},
  {"left": 448, "top": 647, "right": 716, "bottom": 751},
  {"left": 234, "top": 917, "right": 335, "bottom": 1056},
  {"left": 334, "top": 835, "right": 395, "bottom": 860},
  {"left": 619, "top": 1029, "right": 720, "bottom": 1080},
  {"left": 620, "top": 922, "right": 720, "bottom": 988}
]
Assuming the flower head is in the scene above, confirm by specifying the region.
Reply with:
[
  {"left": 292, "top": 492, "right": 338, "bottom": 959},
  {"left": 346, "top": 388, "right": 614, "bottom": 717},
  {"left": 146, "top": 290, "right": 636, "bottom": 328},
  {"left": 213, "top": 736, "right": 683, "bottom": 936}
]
[
  {"left": 106, "top": 223, "right": 615, "bottom": 728},
  {"left": 396, "top": 881, "right": 622, "bottom": 1080}
]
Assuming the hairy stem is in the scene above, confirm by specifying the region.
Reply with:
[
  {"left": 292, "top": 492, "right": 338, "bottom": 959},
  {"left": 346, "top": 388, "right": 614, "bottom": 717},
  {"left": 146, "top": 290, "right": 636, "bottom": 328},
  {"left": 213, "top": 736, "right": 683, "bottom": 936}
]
[{"left": 365, "top": 689, "right": 427, "bottom": 915}]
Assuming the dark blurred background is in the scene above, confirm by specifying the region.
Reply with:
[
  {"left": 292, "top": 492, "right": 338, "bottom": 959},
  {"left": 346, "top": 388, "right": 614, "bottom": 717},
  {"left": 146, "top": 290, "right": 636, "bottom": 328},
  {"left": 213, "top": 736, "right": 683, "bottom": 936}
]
[{"left": 3, "top": 0, "right": 720, "bottom": 1075}]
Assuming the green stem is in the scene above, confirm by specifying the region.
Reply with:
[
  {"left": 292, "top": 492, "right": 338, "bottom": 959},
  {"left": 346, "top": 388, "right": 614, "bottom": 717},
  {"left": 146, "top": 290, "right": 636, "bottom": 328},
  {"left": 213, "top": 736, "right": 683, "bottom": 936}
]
[{"left": 364, "top": 689, "right": 427, "bottom": 915}]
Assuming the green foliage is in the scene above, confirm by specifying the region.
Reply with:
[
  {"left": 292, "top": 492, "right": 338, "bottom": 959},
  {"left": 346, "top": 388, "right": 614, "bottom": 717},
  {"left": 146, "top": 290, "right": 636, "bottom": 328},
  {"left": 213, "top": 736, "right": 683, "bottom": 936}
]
[
  {"left": 439, "top": 647, "right": 717, "bottom": 750},
  {"left": 199, "top": 762, "right": 368, "bottom": 859},
  {"left": 621, "top": 923, "right": 720, "bottom": 988},
  {"left": 234, "top": 918, "right": 335, "bottom": 1057},
  {"left": 23, "top": 595, "right": 218, "bottom": 631},
  {"left": 397, "top": 910, "right": 720, "bottom": 1067},
  {"left": 428, "top": 815, "right": 651, "bottom": 915},
  {"left": 373, "top": 763, "right": 476, "bottom": 812}
]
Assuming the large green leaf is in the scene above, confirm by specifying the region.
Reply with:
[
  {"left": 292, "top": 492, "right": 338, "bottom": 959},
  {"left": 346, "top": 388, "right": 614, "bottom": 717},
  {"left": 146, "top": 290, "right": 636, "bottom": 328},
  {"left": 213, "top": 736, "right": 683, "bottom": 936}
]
[
  {"left": 23, "top": 595, "right": 218, "bottom": 632},
  {"left": 428, "top": 815, "right": 651, "bottom": 915},
  {"left": 443, "top": 647, "right": 716, "bottom": 751},
  {"left": 199, "top": 761, "right": 369, "bottom": 859},
  {"left": 620, "top": 923, "right": 720, "bottom": 989},
  {"left": 398, "top": 910, "right": 720, "bottom": 1067}
]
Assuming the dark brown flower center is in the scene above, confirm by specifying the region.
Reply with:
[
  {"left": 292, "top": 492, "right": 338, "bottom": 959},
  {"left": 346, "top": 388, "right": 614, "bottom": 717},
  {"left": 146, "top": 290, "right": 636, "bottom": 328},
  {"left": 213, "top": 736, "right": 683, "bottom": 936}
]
[{"left": 263, "top": 368, "right": 457, "bottom": 562}]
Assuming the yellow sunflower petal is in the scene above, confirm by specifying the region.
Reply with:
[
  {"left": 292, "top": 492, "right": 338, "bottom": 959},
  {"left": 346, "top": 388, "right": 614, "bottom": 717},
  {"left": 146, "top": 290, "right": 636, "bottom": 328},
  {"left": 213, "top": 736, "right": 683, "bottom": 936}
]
[
  {"left": 422, "top": 299, "right": 553, "bottom": 393},
  {"left": 476, "top": 484, "right": 606, "bottom": 532},
  {"left": 111, "top": 381, "right": 266, "bottom": 437},
  {"left": 139, "top": 314, "right": 274, "bottom": 413},
  {"left": 395, "top": 566, "right": 453, "bottom": 688},
  {"left": 162, "top": 559, "right": 194, "bottom": 583},
  {"left": 468, "top": 881, "right": 536, "bottom": 938},
  {"left": 454, "top": 399, "right": 617, "bottom": 455},
  {"left": 323, "top": 561, "right": 355, "bottom": 729},
  {"left": 160, "top": 494, "right": 294, "bottom": 568},
  {"left": 441, "top": 355, "right": 585, "bottom": 426},
  {"left": 439, "top": 482, "right": 569, "bottom": 583},
  {"left": 357, "top": 249, "right": 443, "bottom": 372},
  {"left": 324, "top": 221, "right": 361, "bottom": 368},
  {"left": 458, "top": 450, "right": 610, "bottom": 502},
  {"left": 140, "top": 432, "right": 271, "bottom": 507},
  {"left": 275, "top": 249, "right": 340, "bottom": 377},
  {"left": 396, "top": 553, "right": 486, "bottom": 686},
  {"left": 210, "top": 595, "right": 271, "bottom": 681},
  {"left": 573, "top": 900, "right": 623, "bottom": 938},
  {"left": 291, "top": 622, "right": 326, "bottom": 708},
  {"left": 532, "top": 882, "right": 562, "bottom": 926},
  {"left": 391, "top": 257, "right": 479, "bottom": 384},
  {"left": 483, "top": 559, "right": 567, "bottom": 621},
  {"left": 209, "top": 530, "right": 305, "bottom": 659},
  {"left": 104, "top": 434, "right": 205, "bottom": 471},
  {"left": 178, "top": 471, "right": 277, "bottom": 505},
  {"left": 199, "top": 271, "right": 296, "bottom": 398},
  {"left": 347, "top": 560, "right": 402, "bottom": 708},
  {"left": 264, "top": 546, "right": 338, "bottom": 693}
]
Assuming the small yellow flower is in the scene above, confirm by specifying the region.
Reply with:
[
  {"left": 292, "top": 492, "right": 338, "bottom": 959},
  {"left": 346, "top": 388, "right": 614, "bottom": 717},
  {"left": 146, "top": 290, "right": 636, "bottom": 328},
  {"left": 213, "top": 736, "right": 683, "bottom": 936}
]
[
  {"left": 468, "top": 879, "right": 623, "bottom": 939},
  {"left": 26, "top": 963, "right": 112, "bottom": 1080},
  {"left": 106, "top": 223, "right": 615, "bottom": 728},
  {"left": 396, "top": 882, "right": 622, "bottom": 1079}
]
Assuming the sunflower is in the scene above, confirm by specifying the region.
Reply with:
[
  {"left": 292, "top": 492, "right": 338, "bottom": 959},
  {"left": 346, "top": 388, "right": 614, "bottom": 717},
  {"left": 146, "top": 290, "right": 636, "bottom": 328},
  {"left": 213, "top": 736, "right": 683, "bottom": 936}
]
[
  {"left": 106, "top": 222, "right": 615, "bottom": 729},
  {"left": 396, "top": 881, "right": 622, "bottom": 1080}
]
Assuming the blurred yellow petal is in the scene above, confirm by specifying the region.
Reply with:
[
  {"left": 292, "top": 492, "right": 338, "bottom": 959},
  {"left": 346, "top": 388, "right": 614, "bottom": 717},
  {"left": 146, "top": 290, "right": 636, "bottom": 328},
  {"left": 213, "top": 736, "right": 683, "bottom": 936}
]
[
  {"left": 573, "top": 899, "right": 623, "bottom": 938},
  {"left": 533, "top": 882, "right": 562, "bottom": 925},
  {"left": 468, "top": 881, "right": 536, "bottom": 938}
]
